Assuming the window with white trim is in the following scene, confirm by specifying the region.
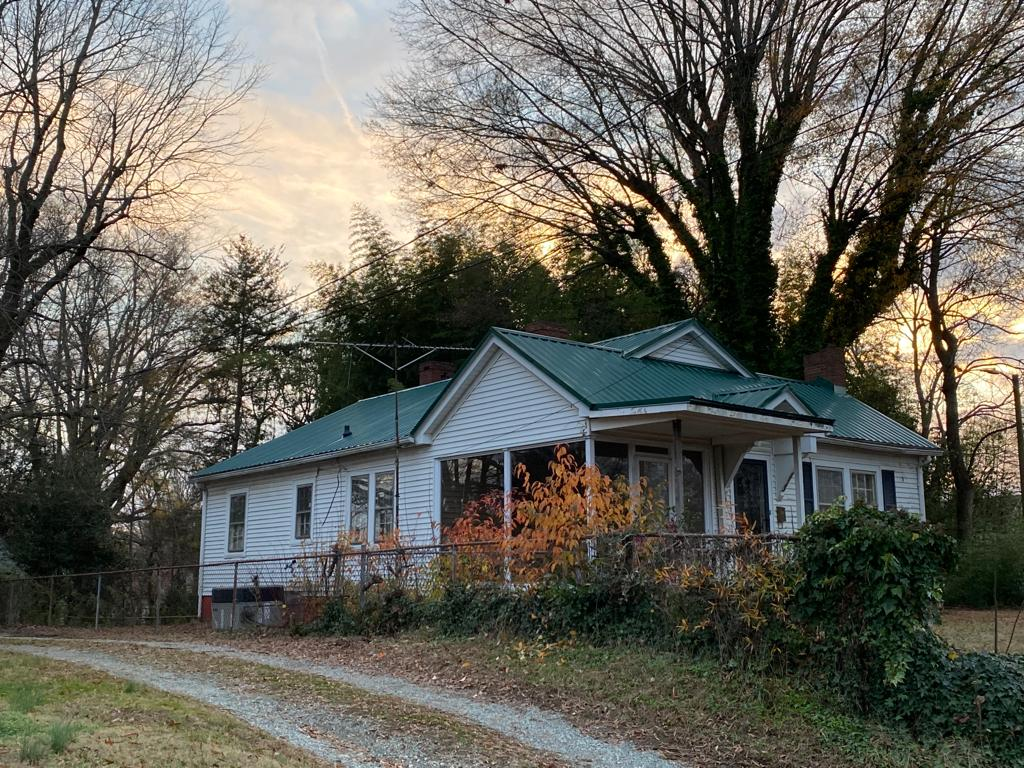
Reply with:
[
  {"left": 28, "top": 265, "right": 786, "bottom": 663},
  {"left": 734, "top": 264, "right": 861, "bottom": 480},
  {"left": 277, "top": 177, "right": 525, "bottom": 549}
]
[
  {"left": 816, "top": 467, "right": 845, "bottom": 510},
  {"left": 851, "top": 471, "right": 878, "bottom": 507},
  {"left": 350, "top": 474, "right": 369, "bottom": 543},
  {"left": 375, "top": 471, "right": 395, "bottom": 539},
  {"left": 295, "top": 484, "right": 313, "bottom": 539},
  {"left": 228, "top": 493, "right": 246, "bottom": 552}
]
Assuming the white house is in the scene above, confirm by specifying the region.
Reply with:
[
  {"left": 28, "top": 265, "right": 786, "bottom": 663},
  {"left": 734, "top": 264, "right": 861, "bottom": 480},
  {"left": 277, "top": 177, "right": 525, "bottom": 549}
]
[{"left": 192, "top": 320, "right": 938, "bottom": 615}]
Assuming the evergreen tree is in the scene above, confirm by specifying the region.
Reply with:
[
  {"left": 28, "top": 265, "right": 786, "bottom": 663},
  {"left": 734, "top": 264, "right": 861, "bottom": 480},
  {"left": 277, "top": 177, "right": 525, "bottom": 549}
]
[{"left": 200, "top": 236, "right": 300, "bottom": 458}]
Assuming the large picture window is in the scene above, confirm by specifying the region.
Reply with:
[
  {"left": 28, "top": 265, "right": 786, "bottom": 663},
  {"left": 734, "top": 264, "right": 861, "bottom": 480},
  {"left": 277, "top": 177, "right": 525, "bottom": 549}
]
[
  {"left": 350, "top": 474, "right": 369, "bottom": 543},
  {"left": 375, "top": 471, "right": 395, "bottom": 538},
  {"left": 440, "top": 453, "right": 504, "bottom": 531},
  {"left": 228, "top": 493, "right": 246, "bottom": 552},
  {"left": 295, "top": 484, "right": 312, "bottom": 539}
]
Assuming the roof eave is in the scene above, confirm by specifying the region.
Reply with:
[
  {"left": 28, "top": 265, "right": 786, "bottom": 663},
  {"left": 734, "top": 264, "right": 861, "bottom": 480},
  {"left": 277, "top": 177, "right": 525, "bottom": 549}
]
[
  {"left": 817, "top": 434, "right": 942, "bottom": 456},
  {"left": 191, "top": 436, "right": 418, "bottom": 484}
]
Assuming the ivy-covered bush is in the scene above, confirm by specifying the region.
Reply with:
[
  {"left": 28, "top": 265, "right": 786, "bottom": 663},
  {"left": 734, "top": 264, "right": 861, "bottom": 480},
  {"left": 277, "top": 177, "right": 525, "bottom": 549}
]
[{"left": 791, "top": 503, "right": 957, "bottom": 698}]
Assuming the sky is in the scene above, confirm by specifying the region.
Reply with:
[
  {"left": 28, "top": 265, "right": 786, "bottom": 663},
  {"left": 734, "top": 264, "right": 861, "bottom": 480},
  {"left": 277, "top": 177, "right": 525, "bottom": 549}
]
[{"left": 206, "top": 0, "right": 408, "bottom": 286}]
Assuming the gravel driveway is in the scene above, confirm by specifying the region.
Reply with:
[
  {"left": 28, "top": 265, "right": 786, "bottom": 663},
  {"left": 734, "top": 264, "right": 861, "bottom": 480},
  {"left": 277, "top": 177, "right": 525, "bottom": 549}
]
[{"left": 3, "top": 638, "right": 684, "bottom": 768}]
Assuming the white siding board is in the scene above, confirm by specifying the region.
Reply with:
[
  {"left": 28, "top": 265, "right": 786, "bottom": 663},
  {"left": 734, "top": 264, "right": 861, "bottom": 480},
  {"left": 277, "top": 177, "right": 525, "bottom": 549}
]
[
  {"left": 647, "top": 334, "right": 725, "bottom": 369},
  {"left": 428, "top": 351, "right": 585, "bottom": 458}
]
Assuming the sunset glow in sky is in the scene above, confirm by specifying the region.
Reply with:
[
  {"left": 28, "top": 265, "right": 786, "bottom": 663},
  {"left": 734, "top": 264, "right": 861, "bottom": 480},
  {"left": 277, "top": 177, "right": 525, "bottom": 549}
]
[{"left": 207, "top": 1, "right": 408, "bottom": 285}]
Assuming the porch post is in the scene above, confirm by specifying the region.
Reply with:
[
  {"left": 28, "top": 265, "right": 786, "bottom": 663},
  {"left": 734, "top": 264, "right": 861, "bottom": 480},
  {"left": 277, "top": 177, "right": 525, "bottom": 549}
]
[
  {"left": 672, "top": 419, "right": 684, "bottom": 526},
  {"left": 792, "top": 436, "right": 804, "bottom": 527}
]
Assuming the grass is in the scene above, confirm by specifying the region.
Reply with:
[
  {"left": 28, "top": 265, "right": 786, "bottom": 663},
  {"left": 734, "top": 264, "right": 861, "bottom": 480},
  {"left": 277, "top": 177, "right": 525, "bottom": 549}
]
[
  {"left": 280, "top": 631, "right": 985, "bottom": 768},
  {"left": 0, "top": 652, "right": 329, "bottom": 767},
  {"left": 936, "top": 608, "right": 1024, "bottom": 654}
]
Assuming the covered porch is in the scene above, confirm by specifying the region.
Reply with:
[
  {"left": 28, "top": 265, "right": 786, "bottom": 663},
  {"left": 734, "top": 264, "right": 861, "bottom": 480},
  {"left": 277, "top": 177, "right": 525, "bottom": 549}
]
[{"left": 584, "top": 402, "right": 831, "bottom": 535}]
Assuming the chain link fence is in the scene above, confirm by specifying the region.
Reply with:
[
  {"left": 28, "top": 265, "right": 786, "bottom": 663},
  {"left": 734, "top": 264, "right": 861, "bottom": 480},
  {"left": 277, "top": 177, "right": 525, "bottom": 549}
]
[{"left": 0, "top": 534, "right": 793, "bottom": 631}]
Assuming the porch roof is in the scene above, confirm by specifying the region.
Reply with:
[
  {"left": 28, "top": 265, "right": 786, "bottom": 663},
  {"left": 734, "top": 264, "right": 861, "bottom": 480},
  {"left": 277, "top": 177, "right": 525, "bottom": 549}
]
[{"left": 493, "top": 328, "right": 937, "bottom": 452}]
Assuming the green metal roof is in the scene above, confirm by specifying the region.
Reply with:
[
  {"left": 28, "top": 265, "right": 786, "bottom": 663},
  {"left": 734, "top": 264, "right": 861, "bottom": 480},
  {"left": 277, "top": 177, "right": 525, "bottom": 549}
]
[
  {"left": 494, "top": 328, "right": 937, "bottom": 451},
  {"left": 194, "top": 324, "right": 937, "bottom": 480},
  {"left": 193, "top": 380, "right": 450, "bottom": 479}
]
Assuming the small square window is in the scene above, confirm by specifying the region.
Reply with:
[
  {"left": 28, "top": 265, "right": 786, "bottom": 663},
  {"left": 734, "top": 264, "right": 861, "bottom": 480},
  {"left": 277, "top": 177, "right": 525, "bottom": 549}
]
[
  {"left": 851, "top": 471, "right": 878, "bottom": 508},
  {"left": 816, "top": 468, "right": 845, "bottom": 511},
  {"left": 295, "top": 484, "right": 312, "bottom": 539},
  {"left": 228, "top": 493, "right": 246, "bottom": 552}
]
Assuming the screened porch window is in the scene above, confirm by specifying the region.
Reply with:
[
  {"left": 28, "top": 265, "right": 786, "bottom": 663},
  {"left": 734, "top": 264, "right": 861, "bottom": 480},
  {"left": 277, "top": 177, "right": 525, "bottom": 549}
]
[
  {"left": 595, "top": 441, "right": 629, "bottom": 484},
  {"left": 440, "top": 453, "right": 504, "bottom": 531},
  {"left": 679, "top": 450, "right": 706, "bottom": 533},
  {"left": 511, "top": 442, "right": 584, "bottom": 490}
]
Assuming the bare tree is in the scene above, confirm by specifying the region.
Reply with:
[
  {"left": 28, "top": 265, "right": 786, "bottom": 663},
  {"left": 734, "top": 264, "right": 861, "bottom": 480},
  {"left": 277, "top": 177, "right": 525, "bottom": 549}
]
[
  {"left": 374, "top": 0, "right": 1024, "bottom": 371},
  {"left": 2, "top": 232, "right": 212, "bottom": 515},
  {"left": 0, "top": 0, "right": 259, "bottom": 366}
]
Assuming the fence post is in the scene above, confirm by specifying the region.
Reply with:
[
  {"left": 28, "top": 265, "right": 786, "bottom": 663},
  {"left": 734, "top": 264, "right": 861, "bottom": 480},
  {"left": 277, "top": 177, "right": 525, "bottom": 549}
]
[
  {"left": 359, "top": 549, "right": 367, "bottom": 611},
  {"left": 450, "top": 542, "right": 457, "bottom": 584},
  {"left": 155, "top": 568, "right": 162, "bottom": 628},
  {"left": 47, "top": 576, "right": 54, "bottom": 626},
  {"left": 230, "top": 562, "right": 239, "bottom": 632},
  {"left": 6, "top": 581, "right": 14, "bottom": 626},
  {"left": 94, "top": 574, "right": 102, "bottom": 630}
]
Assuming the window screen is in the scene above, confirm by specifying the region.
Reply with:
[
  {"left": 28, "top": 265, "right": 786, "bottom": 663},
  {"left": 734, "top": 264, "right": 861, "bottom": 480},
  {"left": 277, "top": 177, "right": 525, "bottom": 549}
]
[
  {"left": 511, "top": 442, "right": 584, "bottom": 490},
  {"left": 816, "top": 467, "right": 845, "bottom": 510},
  {"left": 679, "top": 450, "right": 705, "bottom": 533},
  {"left": 595, "top": 441, "right": 629, "bottom": 484},
  {"left": 440, "top": 453, "right": 504, "bottom": 531}
]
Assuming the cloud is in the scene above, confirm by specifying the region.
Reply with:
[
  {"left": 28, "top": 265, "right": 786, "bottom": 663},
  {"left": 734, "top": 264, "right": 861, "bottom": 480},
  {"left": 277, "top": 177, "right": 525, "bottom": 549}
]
[{"left": 204, "top": 0, "right": 409, "bottom": 288}]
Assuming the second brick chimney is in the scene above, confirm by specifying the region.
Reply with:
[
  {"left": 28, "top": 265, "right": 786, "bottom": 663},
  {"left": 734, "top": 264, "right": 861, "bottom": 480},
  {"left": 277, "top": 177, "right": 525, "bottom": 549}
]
[
  {"left": 803, "top": 347, "right": 846, "bottom": 389},
  {"left": 419, "top": 360, "right": 456, "bottom": 385}
]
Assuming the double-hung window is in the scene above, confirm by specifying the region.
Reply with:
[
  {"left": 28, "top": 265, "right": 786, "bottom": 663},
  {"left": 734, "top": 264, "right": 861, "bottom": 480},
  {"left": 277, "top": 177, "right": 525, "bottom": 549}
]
[
  {"left": 816, "top": 467, "right": 845, "bottom": 511},
  {"left": 851, "top": 471, "right": 878, "bottom": 507},
  {"left": 375, "top": 471, "right": 395, "bottom": 539},
  {"left": 350, "top": 474, "right": 369, "bottom": 543},
  {"left": 295, "top": 484, "right": 313, "bottom": 539},
  {"left": 228, "top": 493, "right": 246, "bottom": 552}
]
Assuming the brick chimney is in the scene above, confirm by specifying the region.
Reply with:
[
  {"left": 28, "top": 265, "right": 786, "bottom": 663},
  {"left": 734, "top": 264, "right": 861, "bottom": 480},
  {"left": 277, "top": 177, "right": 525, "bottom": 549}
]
[
  {"left": 803, "top": 347, "right": 846, "bottom": 388},
  {"left": 522, "top": 320, "right": 570, "bottom": 339},
  {"left": 419, "top": 360, "right": 456, "bottom": 385}
]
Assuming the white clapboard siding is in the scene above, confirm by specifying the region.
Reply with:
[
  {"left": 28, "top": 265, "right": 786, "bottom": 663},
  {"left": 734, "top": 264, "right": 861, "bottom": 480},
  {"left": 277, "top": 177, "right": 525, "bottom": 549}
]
[
  {"left": 809, "top": 443, "right": 924, "bottom": 515},
  {"left": 428, "top": 350, "right": 585, "bottom": 458},
  {"left": 646, "top": 334, "right": 725, "bottom": 369}
]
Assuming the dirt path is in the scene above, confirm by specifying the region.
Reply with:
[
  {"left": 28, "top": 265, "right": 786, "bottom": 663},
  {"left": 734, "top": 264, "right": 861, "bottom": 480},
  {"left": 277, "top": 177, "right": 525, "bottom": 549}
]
[{"left": 3, "top": 638, "right": 684, "bottom": 768}]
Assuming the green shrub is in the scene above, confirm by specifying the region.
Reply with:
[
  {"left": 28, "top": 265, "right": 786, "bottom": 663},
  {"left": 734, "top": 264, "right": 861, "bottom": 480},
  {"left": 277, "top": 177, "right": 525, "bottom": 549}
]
[
  {"left": 884, "top": 635, "right": 1024, "bottom": 763},
  {"left": 945, "top": 526, "right": 1024, "bottom": 608},
  {"left": 792, "top": 504, "right": 957, "bottom": 698}
]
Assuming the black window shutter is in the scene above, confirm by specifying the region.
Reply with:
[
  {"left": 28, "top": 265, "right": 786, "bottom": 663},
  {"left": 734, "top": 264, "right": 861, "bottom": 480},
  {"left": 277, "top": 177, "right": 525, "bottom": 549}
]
[
  {"left": 882, "top": 470, "right": 898, "bottom": 511},
  {"left": 802, "top": 462, "right": 815, "bottom": 517}
]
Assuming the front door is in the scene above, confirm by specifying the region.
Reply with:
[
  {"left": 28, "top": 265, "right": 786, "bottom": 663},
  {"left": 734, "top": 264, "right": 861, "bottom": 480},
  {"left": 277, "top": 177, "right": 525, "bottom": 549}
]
[{"left": 733, "top": 459, "right": 770, "bottom": 533}]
